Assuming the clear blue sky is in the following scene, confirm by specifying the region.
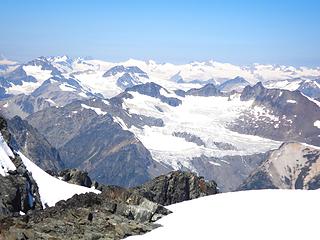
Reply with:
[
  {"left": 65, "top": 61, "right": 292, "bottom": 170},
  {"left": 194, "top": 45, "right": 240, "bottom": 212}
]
[{"left": 1, "top": 0, "right": 319, "bottom": 66}]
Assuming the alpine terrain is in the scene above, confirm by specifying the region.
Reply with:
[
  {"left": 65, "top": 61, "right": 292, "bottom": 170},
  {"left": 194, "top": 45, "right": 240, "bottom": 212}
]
[{"left": 0, "top": 55, "right": 320, "bottom": 239}]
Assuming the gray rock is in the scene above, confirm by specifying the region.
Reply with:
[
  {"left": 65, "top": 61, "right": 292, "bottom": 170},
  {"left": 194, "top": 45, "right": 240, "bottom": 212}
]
[
  {"left": 126, "top": 82, "right": 182, "bottom": 107},
  {"left": 0, "top": 116, "right": 42, "bottom": 217},
  {"left": 58, "top": 168, "right": 93, "bottom": 188},
  {"left": 186, "top": 83, "right": 223, "bottom": 97},
  {"left": 190, "top": 152, "right": 268, "bottom": 192},
  {"left": 0, "top": 186, "right": 171, "bottom": 240},
  {"left": 172, "top": 131, "right": 205, "bottom": 146},
  {"left": 218, "top": 76, "right": 250, "bottom": 92},
  {"left": 132, "top": 171, "right": 218, "bottom": 206},
  {"left": 103, "top": 65, "right": 149, "bottom": 79}
]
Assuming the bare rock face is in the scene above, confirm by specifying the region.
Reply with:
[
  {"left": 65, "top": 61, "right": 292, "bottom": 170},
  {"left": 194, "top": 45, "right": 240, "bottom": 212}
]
[
  {"left": 0, "top": 166, "right": 42, "bottom": 217},
  {"left": 7, "top": 116, "right": 64, "bottom": 172},
  {"left": 132, "top": 171, "right": 218, "bottom": 206},
  {"left": 238, "top": 142, "right": 320, "bottom": 190}
]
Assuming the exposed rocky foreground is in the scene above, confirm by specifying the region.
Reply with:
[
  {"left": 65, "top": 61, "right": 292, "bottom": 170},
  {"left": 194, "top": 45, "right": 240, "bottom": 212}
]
[
  {"left": 0, "top": 171, "right": 218, "bottom": 240},
  {"left": 0, "top": 187, "right": 170, "bottom": 240},
  {"left": 0, "top": 115, "right": 219, "bottom": 239}
]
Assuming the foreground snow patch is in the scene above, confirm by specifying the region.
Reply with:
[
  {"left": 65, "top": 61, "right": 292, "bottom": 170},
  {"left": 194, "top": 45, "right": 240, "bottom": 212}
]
[
  {"left": 129, "top": 190, "right": 320, "bottom": 240},
  {"left": 314, "top": 120, "right": 320, "bottom": 129},
  {"left": 0, "top": 133, "right": 16, "bottom": 176},
  {"left": 19, "top": 152, "right": 100, "bottom": 207}
]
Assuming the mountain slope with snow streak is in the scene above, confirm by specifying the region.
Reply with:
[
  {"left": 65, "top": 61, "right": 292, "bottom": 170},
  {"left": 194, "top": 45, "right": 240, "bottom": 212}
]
[
  {"left": 0, "top": 132, "right": 16, "bottom": 176},
  {"left": 0, "top": 130, "right": 99, "bottom": 208},
  {"left": 129, "top": 189, "right": 320, "bottom": 240}
]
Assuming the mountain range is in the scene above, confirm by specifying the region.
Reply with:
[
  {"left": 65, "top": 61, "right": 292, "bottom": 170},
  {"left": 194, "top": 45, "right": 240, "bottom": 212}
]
[
  {"left": 1, "top": 55, "right": 320, "bottom": 238},
  {"left": 1, "top": 56, "right": 320, "bottom": 190}
]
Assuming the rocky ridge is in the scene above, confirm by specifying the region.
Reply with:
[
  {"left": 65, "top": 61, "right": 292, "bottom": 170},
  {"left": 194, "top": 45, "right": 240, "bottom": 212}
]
[{"left": 238, "top": 142, "right": 320, "bottom": 190}]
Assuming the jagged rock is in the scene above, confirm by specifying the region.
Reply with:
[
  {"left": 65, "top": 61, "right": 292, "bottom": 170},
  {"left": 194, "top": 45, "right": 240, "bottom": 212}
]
[
  {"left": 172, "top": 131, "right": 205, "bottom": 146},
  {"left": 186, "top": 83, "right": 223, "bottom": 97},
  {"left": 213, "top": 141, "right": 237, "bottom": 150},
  {"left": 0, "top": 116, "right": 42, "bottom": 217},
  {"left": 0, "top": 186, "right": 171, "bottom": 240},
  {"left": 132, "top": 171, "right": 218, "bottom": 206},
  {"left": 58, "top": 168, "right": 93, "bottom": 188}
]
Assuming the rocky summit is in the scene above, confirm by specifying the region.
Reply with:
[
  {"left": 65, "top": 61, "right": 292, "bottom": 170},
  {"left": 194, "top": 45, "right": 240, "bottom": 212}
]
[
  {"left": 0, "top": 171, "right": 218, "bottom": 239},
  {"left": 132, "top": 171, "right": 218, "bottom": 206},
  {"left": 0, "top": 187, "right": 171, "bottom": 240}
]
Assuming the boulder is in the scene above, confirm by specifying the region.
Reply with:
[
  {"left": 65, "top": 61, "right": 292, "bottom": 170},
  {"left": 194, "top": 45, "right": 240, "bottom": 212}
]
[{"left": 132, "top": 171, "right": 218, "bottom": 206}]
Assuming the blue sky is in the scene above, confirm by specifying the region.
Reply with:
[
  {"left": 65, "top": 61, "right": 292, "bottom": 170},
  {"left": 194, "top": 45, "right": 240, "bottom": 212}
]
[{"left": 1, "top": 0, "right": 319, "bottom": 66}]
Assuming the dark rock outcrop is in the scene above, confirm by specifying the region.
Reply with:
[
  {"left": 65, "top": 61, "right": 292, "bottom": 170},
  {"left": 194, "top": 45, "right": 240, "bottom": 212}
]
[
  {"left": 0, "top": 116, "right": 42, "bottom": 217},
  {"left": 117, "top": 72, "right": 140, "bottom": 89},
  {"left": 132, "top": 171, "right": 218, "bottom": 206},
  {"left": 57, "top": 168, "right": 94, "bottom": 188},
  {"left": 186, "top": 83, "right": 223, "bottom": 97},
  {"left": 0, "top": 162, "right": 42, "bottom": 217},
  {"left": 103, "top": 65, "right": 149, "bottom": 79},
  {"left": 172, "top": 131, "right": 205, "bottom": 146},
  {"left": 126, "top": 82, "right": 182, "bottom": 107},
  {"left": 0, "top": 186, "right": 171, "bottom": 240}
]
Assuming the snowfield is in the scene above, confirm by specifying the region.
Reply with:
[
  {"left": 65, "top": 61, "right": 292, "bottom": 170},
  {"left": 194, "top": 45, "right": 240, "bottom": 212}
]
[
  {"left": 123, "top": 92, "right": 281, "bottom": 170},
  {"left": 129, "top": 189, "right": 320, "bottom": 240}
]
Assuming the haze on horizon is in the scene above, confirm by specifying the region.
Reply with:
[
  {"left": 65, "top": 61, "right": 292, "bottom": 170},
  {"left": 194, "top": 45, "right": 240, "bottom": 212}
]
[{"left": 0, "top": 0, "right": 319, "bottom": 67}]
